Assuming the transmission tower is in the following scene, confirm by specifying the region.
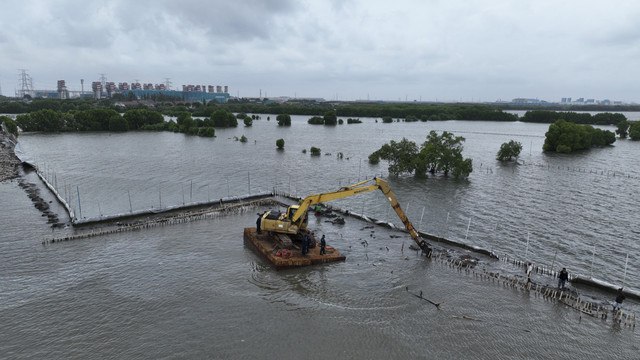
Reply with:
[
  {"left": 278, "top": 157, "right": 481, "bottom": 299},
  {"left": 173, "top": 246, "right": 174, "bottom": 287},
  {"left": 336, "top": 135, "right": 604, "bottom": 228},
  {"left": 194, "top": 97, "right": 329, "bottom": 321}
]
[
  {"left": 99, "top": 73, "right": 107, "bottom": 88},
  {"left": 17, "top": 69, "right": 34, "bottom": 98}
]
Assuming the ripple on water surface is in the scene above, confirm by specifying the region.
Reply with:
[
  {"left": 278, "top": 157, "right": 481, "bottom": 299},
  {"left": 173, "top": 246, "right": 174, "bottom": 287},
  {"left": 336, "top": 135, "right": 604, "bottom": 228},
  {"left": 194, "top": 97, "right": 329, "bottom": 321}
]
[{"left": 5, "top": 119, "right": 640, "bottom": 357}]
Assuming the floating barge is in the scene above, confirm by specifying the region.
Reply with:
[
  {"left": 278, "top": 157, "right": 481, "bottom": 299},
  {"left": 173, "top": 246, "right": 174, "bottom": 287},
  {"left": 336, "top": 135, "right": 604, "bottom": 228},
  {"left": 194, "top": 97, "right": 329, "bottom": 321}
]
[{"left": 243, "top": 227, "right": 346, "bottom": 269}]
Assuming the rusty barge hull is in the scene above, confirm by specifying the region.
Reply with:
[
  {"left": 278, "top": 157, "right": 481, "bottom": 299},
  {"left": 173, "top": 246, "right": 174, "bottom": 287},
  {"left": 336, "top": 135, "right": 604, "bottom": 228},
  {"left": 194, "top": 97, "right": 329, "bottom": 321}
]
[{"left": 243, "top": 228, "right": 345, "bottom": 269}]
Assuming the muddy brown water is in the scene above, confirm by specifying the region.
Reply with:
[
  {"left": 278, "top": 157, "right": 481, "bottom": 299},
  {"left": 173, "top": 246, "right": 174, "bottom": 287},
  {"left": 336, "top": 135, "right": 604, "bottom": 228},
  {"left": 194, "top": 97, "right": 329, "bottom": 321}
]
[{"left": 2, "top": 117, "right": 639, "bottom": 358}]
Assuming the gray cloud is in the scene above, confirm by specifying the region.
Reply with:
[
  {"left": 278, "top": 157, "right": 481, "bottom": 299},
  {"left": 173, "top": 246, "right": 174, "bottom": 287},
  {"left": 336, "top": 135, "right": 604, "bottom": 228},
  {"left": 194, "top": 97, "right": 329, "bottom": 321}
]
[
  {"left": 110, "top": 0, "right": 299, "bottom": 44},
  {"left": 1, "top": 0, "right": 639, "bottom": 102}
]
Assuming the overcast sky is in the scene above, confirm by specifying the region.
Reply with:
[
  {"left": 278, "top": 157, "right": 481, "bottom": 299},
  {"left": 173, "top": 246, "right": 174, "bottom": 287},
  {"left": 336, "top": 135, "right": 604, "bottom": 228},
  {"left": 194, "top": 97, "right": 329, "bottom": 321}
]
[{"left": 1, "top": 0, "right": 639, "bottom": 102}]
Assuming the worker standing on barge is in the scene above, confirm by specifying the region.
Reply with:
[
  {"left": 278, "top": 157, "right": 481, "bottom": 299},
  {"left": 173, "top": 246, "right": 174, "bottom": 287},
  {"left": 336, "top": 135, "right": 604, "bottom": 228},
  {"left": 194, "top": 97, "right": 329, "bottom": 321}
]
[
  {"left": 301, "top": 233, "right": 309, "bottom": 255},
  {"left": 320, "top": 235, "right": 326, "bottom": 255}
]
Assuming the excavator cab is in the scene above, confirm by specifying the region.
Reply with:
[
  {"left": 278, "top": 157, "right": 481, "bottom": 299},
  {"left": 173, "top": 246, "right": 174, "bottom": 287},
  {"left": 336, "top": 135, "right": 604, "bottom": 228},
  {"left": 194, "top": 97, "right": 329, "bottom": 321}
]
[
  {"left": 286, "top": 205, "right": 308, "bottom": 230},
  {"left": 285, "top": 205, "right": 297, "bottom": 220},
  {"left": 259, "top": 205, "right": 308, "bottom": 235}
]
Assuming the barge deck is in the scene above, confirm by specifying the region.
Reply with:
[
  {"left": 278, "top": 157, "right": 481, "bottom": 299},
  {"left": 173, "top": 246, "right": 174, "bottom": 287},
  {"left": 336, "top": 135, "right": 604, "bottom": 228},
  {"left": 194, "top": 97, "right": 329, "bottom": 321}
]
[{"left": 243, "top": 227, "right": 346, "bottom": 269}]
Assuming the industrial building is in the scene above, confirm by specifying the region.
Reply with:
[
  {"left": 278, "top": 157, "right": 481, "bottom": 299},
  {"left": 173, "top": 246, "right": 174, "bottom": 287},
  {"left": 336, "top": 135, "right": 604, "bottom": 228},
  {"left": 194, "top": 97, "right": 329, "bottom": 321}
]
[
  {"left": 91, "top": 79, "right": 230, "bottom": 103},
  {"left": 14, "top": 70, "right": 230, "bottom": 103}
]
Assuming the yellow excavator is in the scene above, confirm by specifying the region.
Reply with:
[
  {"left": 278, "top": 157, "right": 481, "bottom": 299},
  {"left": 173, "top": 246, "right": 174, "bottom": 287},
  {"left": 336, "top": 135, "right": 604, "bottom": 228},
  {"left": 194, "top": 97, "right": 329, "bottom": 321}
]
[{"left": 258, "top": 177, "right": 432, "bottom": 256}]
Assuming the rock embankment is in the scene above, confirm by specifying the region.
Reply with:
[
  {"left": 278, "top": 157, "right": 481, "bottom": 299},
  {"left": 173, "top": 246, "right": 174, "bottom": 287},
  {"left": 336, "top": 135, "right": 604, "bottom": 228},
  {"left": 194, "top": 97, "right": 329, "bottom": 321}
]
[
  {"left": 17, "top": 179, "right": 61, "bottom": 225},
  {"left": 0, "top": 123, "right": 20, "bottom": 182}
]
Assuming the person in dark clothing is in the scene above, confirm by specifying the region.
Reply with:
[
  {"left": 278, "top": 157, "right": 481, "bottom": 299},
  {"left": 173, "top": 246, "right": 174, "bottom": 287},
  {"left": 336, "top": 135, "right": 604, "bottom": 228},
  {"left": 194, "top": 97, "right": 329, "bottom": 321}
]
[
  {"left": 558, "top": 268, "right": 569, "bottom": 289},
  {"left": 301, "top": 234, "right": 309, "bottom": 255},
  {"left": 320, "top": 235, "right": 326, "bottom": 255},
  {"left": 256, "top": 214, "right": 262, "bottom": 234},
  {"left": 613, "top": 288, "right": 625, "bottom": 311}
]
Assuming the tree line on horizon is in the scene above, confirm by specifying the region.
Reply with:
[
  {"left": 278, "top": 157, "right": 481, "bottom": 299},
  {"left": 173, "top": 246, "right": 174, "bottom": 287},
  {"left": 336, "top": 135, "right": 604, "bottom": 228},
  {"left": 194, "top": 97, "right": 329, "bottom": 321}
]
[
  {"left": 2, "top": 97, "right": 636, "bottom": 126},
  {"left": 10, "top": 108, "right": 243, "bottom": 138},
  {"left": 5, "top": 98, "right": 640, "bottom": 145},
  {"left": 521, "top": 110, "right": 626, "bottom": 125}
]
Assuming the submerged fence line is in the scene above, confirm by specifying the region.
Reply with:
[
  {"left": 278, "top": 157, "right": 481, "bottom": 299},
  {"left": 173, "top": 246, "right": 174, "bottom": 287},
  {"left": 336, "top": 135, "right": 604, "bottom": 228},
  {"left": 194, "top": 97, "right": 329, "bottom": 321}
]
[
  {"left": 72, "top": 192, "right": 273, "bottom": 226},
  {"left": 42, "top": 198, "right": 277, "bottom": 245},
  {"left": 30, "top": 156, "right": 387, "bottom": 224},
  {"left": 28, "top": 159, "right": 293, "bottom": 223},
  {"left": 473, "top": 159, "right": 640, "bottom": 181},
  {"left": 428, "top": 252, "right": 636, "bottom": 329}
]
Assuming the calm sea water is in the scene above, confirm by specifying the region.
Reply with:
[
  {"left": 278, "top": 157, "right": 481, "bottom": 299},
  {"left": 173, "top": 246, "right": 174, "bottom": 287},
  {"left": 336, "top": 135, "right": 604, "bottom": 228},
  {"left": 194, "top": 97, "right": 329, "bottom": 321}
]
[{"left": 2, "top": 116, "right": 638, "bottom": 358}]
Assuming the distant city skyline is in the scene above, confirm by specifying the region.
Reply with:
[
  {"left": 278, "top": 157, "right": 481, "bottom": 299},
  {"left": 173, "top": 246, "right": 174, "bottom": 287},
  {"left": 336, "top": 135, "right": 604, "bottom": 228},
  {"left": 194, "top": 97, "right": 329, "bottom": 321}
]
[
  {"left": 3, "top": 70, "right": 636, "bottom": 105},
  {"left": 1, "top": 1, "right": 640, "bottom": 103}
]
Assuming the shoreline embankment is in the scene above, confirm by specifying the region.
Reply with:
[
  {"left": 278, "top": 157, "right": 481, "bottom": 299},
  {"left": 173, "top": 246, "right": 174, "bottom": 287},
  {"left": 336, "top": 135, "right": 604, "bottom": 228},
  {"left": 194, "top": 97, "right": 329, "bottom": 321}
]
[{"left": 0, "top": 123, "right": 20, "bottom": 182}]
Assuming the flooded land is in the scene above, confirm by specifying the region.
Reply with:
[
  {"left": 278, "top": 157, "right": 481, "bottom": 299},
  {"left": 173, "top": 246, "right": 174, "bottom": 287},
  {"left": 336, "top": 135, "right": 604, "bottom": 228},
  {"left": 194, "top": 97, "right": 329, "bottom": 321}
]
[{"left": 1, "top": 116, "right": 638, "bottom": 358}]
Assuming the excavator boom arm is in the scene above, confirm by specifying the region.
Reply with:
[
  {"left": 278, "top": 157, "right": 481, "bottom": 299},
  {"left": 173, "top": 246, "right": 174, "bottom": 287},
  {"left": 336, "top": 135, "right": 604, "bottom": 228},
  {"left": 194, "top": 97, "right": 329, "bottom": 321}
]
[
  {"left": 291, "top": 182, "right": 380, "bottom": 223},
  {"left": 289, "top": 177, "right": 432, "bottom": 255},
  {"left": 374, "top": 179, "right": 419, "bottom": 240}
]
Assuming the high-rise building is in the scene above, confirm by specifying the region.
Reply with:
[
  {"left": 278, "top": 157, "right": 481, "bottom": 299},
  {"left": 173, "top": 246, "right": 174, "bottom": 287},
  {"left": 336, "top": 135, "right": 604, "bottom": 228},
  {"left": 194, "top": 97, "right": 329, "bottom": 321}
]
[
  {"left": 57, "top": 80, "right": 68, "bottom": 99},
  {"left": 106, "top": 82, "right": 116, "bottom": 96},
  {"left": 91, "top": 81, "right": 103, "bottom": 99}
]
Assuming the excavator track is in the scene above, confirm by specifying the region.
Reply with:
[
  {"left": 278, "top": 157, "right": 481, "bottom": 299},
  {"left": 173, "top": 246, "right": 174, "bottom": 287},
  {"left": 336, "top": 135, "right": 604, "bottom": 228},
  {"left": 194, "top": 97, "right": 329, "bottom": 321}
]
[{"left": 273, "top": 233, "right": 293, "bottom": 249}]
